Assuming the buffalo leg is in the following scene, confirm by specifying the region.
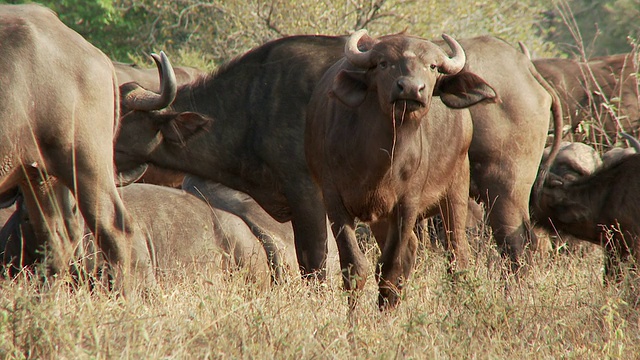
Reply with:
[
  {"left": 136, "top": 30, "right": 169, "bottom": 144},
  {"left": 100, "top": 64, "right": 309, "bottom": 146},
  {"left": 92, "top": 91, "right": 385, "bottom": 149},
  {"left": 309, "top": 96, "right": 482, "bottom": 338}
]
[
  {"left": 284, "top": 183, "right": 329, "bottom": 280},
  {"left": 376, "top": 203, "right": 419, "bottom": 310},
  {"left": 55, "top": 151, "right": 154, "bottom": 294},
  {"left": 323, "top": 186, "right": 369, "bottom": 295},
  {"left": 440, "top": 157, "right": 471, "bottom": 274}
]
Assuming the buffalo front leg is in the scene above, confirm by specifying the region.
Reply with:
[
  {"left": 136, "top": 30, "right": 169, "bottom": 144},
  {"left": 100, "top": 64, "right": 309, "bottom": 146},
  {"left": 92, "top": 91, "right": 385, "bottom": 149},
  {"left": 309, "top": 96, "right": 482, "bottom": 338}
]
[
  {"left": 376, "top": 204, "right": 419, "bottom": 310},
  {"left": 285, "top": 184, "right": 329, "bottom": 281},
  {"left": 323, "top": 187, "right": 369, "bottom": 302}
]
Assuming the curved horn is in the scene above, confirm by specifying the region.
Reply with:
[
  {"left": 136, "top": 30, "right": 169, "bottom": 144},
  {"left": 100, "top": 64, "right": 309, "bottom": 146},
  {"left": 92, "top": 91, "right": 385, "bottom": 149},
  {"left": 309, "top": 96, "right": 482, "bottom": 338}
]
[
  {"left": 123, "top": 51, "right": 177, "bottom": 111},
  {"left": 620, "top": 131, "right": 640, "bottom": 153},
  {"left": 518, "top": 41, "right": 531, "bottom": 60},
  {"left": 439, "top": 34, "right": 466, "bottom": 75},
  {"left": 345, "top": 29, "right": 374, "bottom": 68}
]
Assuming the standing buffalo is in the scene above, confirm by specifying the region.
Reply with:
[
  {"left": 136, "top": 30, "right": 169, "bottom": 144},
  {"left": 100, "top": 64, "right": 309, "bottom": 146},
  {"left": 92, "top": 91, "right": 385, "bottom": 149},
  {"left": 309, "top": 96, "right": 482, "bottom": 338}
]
[
  {"left": 437, "top": 36, "right": 563, "bottom": 272},
  {"left": 115, "top": 32, "right": 563, "bottom": 296},
  {"left": 532, "top": 52, "right": 639, "bottom": 146},
  {"left": 115, "top": 60, "right": 205, "bottom": 188},
  {"left": 305, "top": 30, "right": 494, "bottom": 308},
  {"left": 0, "top": 4, "right": 151, "bottom": 290},
  {"left": 116, "top": 34, "right": 348, "bottom": 281}
]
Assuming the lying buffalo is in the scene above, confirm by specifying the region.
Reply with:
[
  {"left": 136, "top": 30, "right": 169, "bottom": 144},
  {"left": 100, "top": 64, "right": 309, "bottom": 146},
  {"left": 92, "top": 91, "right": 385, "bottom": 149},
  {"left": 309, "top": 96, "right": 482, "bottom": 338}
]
[
  {"left": 537, "top": 154, "right": 640, "bottom": 281},
  {"left": 1, "top": 183, "right": 301, "bottom": 285},
  {"left": 0, "top": 4, "right": 151, "bottom": 290},
  {"left": 115, "top": 32, "right": 562, "bottom": 293},
  {"left": 305, "top": 30, "right": 492, "bottom": 308}
]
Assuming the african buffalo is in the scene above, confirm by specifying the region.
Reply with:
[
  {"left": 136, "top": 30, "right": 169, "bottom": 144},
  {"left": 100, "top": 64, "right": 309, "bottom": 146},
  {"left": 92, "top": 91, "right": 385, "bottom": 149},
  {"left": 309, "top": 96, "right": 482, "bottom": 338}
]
[
  {"left": 434, "top": 36, "right": 563, "bottom": 272},
  {"left": 305, "top": 30, "right": 494, "bottom": 308},
  {"left": 537, "top": 154, "right": 640, "bottom": 281},
  {"left": 532, "top": 52, "right": 639, "bottom": 146},
  {"left": 115, "top": 61, "right": 205, "bottom": 188},
  {"left": 1, "top": 183, "right": 298, "bottom": 286},
  {"left": 115, "top": 32, "right": 563, "bottom": 294},
  {"left": 116, "top": 34, "right": 348, "bottom": 281},
  {"left": 0, "top": 4, "right": 151, "bottom": 290},
  {"left": 542, "top": 141, "right": 602, "bottom": 182}
]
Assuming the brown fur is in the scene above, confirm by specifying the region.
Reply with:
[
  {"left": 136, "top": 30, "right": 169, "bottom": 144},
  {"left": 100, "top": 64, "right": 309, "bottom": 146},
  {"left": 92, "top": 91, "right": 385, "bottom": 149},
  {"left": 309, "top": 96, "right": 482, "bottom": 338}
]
[
  {"left": 538, "top": 154, "right": 640, "bottom": 280},
  {"left": 306, "top": 33, "right": 495, "bottom": 309},
  {"left": 0, "top": 4, "right": 152, "bottom": 290}
]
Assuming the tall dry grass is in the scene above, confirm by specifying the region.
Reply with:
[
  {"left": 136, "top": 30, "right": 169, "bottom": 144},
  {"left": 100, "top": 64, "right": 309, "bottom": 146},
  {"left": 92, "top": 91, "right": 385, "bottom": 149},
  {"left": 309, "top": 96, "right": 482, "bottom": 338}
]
[{"left": 1, "top": 232, "right": 639, "bottom": 359}]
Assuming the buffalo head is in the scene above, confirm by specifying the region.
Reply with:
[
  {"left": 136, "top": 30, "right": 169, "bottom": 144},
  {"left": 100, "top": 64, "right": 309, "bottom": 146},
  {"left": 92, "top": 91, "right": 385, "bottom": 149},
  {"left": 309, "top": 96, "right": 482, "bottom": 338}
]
[
  {"left": 331, "top": 30, "right": 496, "bottom": 121},
  {"left": 115, "top": 52, "right": 210, "bottom": 178}
]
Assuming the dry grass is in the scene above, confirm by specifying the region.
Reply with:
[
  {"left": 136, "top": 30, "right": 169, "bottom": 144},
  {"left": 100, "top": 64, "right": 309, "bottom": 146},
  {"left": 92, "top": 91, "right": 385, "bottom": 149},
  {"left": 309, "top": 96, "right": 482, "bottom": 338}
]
[{"left": 1, "top": 234, "right": 639, "bottom": 360}]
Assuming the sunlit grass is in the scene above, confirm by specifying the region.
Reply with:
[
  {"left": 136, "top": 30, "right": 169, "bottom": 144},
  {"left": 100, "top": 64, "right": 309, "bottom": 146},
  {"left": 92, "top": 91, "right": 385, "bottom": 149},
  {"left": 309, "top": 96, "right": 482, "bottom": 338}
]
[{"left": 1, "top": 232, "right": 638, "bottom": 359}]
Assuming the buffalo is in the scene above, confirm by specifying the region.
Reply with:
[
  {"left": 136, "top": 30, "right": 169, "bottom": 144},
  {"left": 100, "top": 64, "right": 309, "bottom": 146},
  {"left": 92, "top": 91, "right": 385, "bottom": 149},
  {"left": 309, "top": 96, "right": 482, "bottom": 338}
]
[
  {"left": 0, "top": 4, "right": 151, "bottom": 290},
  {"left": 115, "top": 60, "right": 205, "bottom": 188},
  {"left": 537, "top": 152, "right": 640, "bottom": 282},
  {"left": 116, "top": 34, "right": 348, "bottom": 281},
  {"left": 114, "top": 32, "right": 563, "bottom": 296},
  {"left": 305, "top": 30, "right": 494, "bottom": 308},
  {"left": 1, "top": 182, "right": 312, "bottom": 286},
  {"left": 532, "top": 52, "right": 639, "bottom": 146}
]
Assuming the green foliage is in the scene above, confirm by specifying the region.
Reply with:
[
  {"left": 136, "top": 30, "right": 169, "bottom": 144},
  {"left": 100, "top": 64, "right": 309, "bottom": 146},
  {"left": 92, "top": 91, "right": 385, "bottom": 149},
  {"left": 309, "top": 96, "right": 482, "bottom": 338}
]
[{"left": 545, "top": 0, "right": 640, "bottom": 57}]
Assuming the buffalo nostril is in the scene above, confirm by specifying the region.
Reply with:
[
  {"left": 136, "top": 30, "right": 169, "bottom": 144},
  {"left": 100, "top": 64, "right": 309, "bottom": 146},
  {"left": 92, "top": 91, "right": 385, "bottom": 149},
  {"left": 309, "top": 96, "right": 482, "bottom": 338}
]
[{"left": 418, "top": 83, "right": 425, "bottom": 93}]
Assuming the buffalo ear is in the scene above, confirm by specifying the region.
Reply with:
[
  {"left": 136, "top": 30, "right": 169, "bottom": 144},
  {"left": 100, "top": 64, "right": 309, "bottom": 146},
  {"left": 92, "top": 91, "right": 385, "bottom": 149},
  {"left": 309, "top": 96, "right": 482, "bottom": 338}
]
[
  {"left": 436, "top": 72, "right": 498, "bottom": 108},
  {"left": 161, "top": 112, "right": 211, "bottom": 145},
  {"left": 330, "top": 69, "right": 368, "bottom": 108},
  {"left": 115, "top": 164, "right": 149, "bottom": 187}
]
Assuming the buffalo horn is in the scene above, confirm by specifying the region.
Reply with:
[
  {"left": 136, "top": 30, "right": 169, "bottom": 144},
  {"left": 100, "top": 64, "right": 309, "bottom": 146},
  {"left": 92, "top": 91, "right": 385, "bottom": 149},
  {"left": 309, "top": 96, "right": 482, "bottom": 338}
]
[
  {"left": 345, "top": 29, "right": 374, "bottom": 68},
  {"left": 123, "top": 51, "right": 177, "bottom": 111},
  {"left": 621, "top": 131, "right": 640, "bottom": 153},
  {"left": 439, "top": 34, "right": 466, "bottom": 75}
]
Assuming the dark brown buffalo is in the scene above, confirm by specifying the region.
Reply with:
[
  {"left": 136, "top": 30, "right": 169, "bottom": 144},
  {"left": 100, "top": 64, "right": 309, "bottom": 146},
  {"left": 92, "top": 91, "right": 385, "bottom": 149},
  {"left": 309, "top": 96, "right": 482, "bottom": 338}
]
[
  {"left": 115, "top": 33, "right": 563, "bottom": 290},
  {"left": 537, "top": 154, "right": 640, "bottom": 281},
  {"left": 533, "top": 53, "right": 639, "bottom": 146},
  {"left": 306, "top": 30, "right": 495, "bottom": 308},
  {"left": 114, "top": 61, "right": 205, "bottom": 188},
  {"left": 0, "top": 4, "right": 151, "bottom": 289},
  {"left": 115, "top": 34, "right": 348, "bottom": 280}
]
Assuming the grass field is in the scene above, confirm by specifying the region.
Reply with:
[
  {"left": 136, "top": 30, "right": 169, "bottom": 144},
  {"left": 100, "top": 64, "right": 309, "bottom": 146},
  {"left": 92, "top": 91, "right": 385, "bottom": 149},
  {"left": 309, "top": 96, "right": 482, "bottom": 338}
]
[{"left": 1, "top": 229, "right": 638, "bottom": 359}]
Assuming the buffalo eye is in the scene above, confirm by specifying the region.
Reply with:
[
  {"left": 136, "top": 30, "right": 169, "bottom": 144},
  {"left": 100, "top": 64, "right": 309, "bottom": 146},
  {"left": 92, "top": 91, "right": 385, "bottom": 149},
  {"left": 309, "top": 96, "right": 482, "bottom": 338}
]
[
  {"left": 429, "top": 64, "right": 437, "bottom": 71},
  {"left": 378, "top": 60, "right": 388, "bottom": 69}
]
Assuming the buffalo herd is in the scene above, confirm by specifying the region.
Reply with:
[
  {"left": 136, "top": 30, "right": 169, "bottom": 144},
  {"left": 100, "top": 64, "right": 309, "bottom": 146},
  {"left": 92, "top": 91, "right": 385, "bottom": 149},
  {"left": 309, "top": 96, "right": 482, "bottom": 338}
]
[{"left": 1, "top": 3, "right": 639, "bottom": 309}]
